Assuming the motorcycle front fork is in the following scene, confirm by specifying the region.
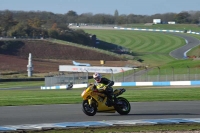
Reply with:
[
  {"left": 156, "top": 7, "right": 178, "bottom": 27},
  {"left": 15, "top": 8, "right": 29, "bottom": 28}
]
[{"left": 88, "top": 98, "right": 92, "bottom": 106}]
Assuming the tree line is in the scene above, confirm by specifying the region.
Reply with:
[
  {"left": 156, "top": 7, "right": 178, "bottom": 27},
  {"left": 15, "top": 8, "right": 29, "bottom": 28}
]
[{"left": 0, "top": 9, "right": 200, "bottom": 46}]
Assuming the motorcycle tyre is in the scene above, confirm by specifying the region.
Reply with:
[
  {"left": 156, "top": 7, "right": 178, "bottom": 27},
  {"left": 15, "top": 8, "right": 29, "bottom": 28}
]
[
  {"left": 114, "top": 97, "right": 131, "bottom": 115},
  {"left": 82, "top": 100, "right": 97, "bottom": 116}
]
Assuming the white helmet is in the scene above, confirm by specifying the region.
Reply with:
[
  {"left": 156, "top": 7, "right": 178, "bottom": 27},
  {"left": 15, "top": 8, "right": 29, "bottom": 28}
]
[{"left": 93, "top": 72, "right": 101, "bottom": 82}]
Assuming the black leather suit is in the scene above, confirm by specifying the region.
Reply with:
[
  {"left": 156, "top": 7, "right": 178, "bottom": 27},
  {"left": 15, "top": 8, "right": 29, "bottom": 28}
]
[{"left": 95, "top": 77, "right": 114, "bottom": 104}]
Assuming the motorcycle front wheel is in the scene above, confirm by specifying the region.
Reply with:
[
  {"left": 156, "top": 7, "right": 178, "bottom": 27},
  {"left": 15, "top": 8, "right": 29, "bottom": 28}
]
[
  {"left": 114, "top": 97, "right": 131, "bottom": 115},
  {"left": 82, "top": 100, "right": 97, "bottom": 116}
]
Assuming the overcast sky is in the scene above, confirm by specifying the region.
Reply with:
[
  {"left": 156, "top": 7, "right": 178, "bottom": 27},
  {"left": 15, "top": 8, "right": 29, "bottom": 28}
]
[{"left": 0, "top": 0, "right": 199, "bottom": 15}]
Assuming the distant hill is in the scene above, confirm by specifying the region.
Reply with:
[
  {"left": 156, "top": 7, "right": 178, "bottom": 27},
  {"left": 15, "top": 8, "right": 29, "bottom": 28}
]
[
  {"left": 0, "top": 39, "right": 137, "bottom": 74},
  {"left": 0, "top": 40, "right": 123, "bottom": 60}
]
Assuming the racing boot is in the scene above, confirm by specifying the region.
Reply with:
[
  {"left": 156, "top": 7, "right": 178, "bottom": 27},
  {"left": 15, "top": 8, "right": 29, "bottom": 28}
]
[
  {"left": 105, "top": 87, "right": 114, "bottom": 107},
  {"left": 105, "top": 95, "right": 113, "bottom": 107},
  {"left": 105, "top": 93, "right": 114, "bottom": 107}
]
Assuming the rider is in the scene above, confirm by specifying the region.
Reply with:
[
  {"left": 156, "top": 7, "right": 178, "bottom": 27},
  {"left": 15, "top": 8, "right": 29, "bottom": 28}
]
[{"left": 93, "top": 72, "right": 114, "bottom": 106}]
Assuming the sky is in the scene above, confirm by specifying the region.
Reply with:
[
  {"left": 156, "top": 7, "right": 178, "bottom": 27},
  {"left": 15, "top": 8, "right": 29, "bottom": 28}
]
[{"left": 0, "top": 0, "right": 200, "bottom": 15}]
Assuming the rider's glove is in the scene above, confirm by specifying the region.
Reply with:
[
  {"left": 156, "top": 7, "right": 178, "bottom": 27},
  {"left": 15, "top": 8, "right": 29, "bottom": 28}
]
[{"left": 103, "top": 85, "right": 108, "bottom": 90}]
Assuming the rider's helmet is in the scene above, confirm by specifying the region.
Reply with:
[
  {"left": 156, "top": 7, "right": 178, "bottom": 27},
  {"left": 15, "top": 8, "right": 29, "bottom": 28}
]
[{"left": 93, "top": 72, "right": 101, "bottom": 82}]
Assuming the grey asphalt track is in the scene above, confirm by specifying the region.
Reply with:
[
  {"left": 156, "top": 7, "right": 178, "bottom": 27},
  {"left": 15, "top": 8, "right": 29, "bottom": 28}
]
[
  {"left": 0, "top": 101, "right": 200, "bottom": 126},
  {"left": 169, "top": 33, "right": 200, "bottom": 59}
]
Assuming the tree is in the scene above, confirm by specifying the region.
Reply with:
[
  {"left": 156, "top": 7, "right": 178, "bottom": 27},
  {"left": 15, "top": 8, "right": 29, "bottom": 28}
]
[
  {"left": 77, "top": 13, "right": 93, "bottom": 23},
  {"left": 114, "top": 9, "right": 119, "bottom": 17},
  {"left": 116, "top": 14, "right": 127, "bottom": 24},
  {"left": 66, "top": 10, "right": 78, "bottom": 16},
  {"left": 188, "top": 11, "right": 200, "bottom": 24},
  {"left": 127, "top": 14, "right": 135, "bottom": 23},
  {"left": 51, "top": 23, "right": 57, "bottom": 30},
  {"left": 7, "top": 22, "right": 27, "bottom": 37},
  {"left": 48, "top": 29, "right": 58, "bottom": 38},
  {"left": 114, "top": 9, "right": 119, "bottom": 24},
  {"left": 175, "top": 12, "right": 191, "bottom": 23},
  {"left": 64, "top": 11, "right": 78, "bottom": 23},
  {"left": 0, "top": 10, "right": 18, "bottom": 36},
  {"left": 27, "top": 17, "right": 45, "bottom": 28}
]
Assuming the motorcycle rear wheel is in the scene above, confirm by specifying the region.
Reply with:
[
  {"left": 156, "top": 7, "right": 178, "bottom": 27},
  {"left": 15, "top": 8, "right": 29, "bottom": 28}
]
[
  {"left": 82, "top": 100, "right": 97, "bottom": 116},
  {"left": 114, "top": 97, "right": 131, "bottom": 115}
]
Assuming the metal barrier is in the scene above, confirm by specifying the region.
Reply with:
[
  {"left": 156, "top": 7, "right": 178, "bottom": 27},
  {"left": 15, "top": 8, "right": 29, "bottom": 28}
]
[
  {"left": 112, "top": 67, "right": 200, "bottom": 82},
  {"left": 44, "top": 72, "right": 88, "bottom": 86},
  {"left": 113, "top": 73, "right": 200, "bottom": 82},
  {"left": 43, "top": 67, "right": 200, "bottom": 87}
]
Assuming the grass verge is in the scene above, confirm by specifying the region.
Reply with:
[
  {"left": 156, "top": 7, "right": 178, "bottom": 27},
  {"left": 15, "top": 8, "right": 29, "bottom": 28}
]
[
  {"left": 0, "top": 81, "right": 44, "bottom": 88},
  {"left": 0, "top": 86, "right": 200, "bottom": 106}
]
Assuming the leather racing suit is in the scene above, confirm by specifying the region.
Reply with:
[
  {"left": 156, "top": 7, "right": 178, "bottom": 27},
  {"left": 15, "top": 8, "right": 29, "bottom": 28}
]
[{"left": 95, "top": 77, "right": 114, "bottom": 106}]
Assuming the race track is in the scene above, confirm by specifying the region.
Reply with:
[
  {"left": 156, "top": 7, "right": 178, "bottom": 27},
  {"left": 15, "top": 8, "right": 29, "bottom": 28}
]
[
  {"left": 169, "top": 32, "right": 200, "bottom": 59},
  {"left": 73, "top": 26, "right": 200, "bottom": 59},
  {"left": 0, "top": 28, "right": 200, "bottom": 130},
  {"left": 0, "top": 101, "right": 200, "bottom": 126}
]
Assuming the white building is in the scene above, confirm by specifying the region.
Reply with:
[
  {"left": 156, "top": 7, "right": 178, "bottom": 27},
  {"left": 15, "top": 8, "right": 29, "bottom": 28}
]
[
  {"left": 168, "top": 21, "right": 176, "bottom": 24},
  {"left": 153, "top": 19, "right": 161, "bottom": 24}
]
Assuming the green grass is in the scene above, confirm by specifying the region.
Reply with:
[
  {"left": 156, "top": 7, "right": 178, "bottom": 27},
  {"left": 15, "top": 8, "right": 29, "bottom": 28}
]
[
  {"left": 145, "top": 59, "right": 200, "bottom": 75},
  {"left": 186, "top": 34, "right": 200, "bottom": 57},
  {"left": 0, "top": 87, "right": 200, "bottom": 106},
  {"left": 188, "top": 45, "right": 200, "bottom": 57},
  {"left": 81, "top": 27, "right": 200, "bottom": 75},
  {"left": 0, "top": 81, "right": 44, "bottom": 88},
  {"left": 83, "top": 29, "right": 185, "bottom": 67}
]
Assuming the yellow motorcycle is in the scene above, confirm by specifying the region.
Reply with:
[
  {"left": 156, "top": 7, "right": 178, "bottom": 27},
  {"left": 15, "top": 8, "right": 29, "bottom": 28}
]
[{"left": 81, "top": 84, "right": 131, "bottom": 116}]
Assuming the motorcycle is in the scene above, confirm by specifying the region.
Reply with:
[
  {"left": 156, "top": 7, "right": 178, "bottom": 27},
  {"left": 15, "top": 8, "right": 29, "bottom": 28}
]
[
  {"left": 81, "top": 83, "right": 131, "bottom": 116},
  {"left": 66, "top": 82, "right": 73, "bottom": 90}
]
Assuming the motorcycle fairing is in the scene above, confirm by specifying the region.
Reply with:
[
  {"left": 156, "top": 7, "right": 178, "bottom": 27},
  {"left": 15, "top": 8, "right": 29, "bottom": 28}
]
[
  {"left": 81, "top": 84, "right": 115, "bottom": 113},
  {"left": 90, "top": 92, "right": 115, "bottom": 112}
]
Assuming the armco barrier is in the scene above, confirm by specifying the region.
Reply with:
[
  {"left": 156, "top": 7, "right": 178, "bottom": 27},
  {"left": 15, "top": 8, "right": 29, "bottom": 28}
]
[{"left": 40, "top": 80, "right": 200, "bottom": 89}]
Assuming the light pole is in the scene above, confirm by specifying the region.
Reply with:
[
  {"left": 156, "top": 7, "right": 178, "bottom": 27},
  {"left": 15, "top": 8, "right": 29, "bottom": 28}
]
[
  {"left": 110, "top": 69, "right": 113, "bottom": 81},
  {"left": 133, "top": 68, "right": 136, "bottom": 82},
  {"left": 172, "top": 67, "right": 174, "bottom": 81},
  {"left": 121, "top": 68, "right": 124, "bottom": 82},
  {"left": 158, "top": 67, "right": 160, "bottom": 81},
  {"left": 145, "top": 66, "right": 148, "bottom": 81},
  {"left": 85, "top": 69, "right": 89, "bottom": 84},
  {"left": 187, "top": 66, "right": 190, "bottom": 80}
]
